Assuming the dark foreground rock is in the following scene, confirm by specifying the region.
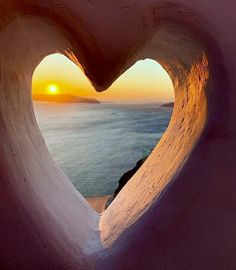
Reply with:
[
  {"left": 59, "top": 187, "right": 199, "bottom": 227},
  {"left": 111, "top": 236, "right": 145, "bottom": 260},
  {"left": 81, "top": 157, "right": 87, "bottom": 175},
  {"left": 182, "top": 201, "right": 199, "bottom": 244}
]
[{"left": 114, "top": 156, "right": 147, "bottom": 197}]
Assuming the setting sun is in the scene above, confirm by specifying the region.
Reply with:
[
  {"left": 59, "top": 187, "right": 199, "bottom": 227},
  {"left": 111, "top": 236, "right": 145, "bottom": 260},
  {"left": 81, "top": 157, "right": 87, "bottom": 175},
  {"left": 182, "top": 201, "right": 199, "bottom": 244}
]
[
  {"left": 48, "top": 85, "right": 59, "bottom": 94},
  {"left": 33, "top": 53, "right": 173, "bottom": 101}
]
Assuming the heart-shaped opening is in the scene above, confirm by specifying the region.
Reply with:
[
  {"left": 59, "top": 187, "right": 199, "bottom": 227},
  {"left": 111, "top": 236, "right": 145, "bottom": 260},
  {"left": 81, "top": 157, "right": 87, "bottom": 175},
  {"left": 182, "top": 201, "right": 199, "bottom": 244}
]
[
  {"left": 32, "top": 53, "right": 174, "bottom": 213},
  {"left": 0, "top": 11, "right": 218, "bottom": 267}
]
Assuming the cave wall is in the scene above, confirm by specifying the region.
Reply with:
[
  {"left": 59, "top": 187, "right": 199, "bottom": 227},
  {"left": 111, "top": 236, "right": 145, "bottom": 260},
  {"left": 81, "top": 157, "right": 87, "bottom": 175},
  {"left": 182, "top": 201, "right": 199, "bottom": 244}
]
[{"left": 0, "top": 0, "right": 235, "bottom": 269}]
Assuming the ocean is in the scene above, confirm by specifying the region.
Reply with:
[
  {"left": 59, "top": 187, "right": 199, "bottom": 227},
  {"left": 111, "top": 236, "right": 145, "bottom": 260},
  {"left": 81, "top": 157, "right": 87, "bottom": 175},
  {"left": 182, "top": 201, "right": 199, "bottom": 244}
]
[{"left": 33, "top": 102, "right": 172, "bottom": 197}]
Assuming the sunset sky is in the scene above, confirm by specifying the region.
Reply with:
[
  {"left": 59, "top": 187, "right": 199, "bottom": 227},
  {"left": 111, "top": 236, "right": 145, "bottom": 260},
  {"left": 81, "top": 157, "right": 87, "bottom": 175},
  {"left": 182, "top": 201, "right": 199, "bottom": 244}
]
[{"left": 32, "top": 53, "right": 173, "bottom": 101}]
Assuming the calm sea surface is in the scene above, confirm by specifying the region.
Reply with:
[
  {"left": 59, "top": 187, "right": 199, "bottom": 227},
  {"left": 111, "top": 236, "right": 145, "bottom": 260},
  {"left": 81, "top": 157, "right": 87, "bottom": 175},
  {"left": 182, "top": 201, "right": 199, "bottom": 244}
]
[{"left": 34, "top": 102, "right": 172, "bottom": 197}]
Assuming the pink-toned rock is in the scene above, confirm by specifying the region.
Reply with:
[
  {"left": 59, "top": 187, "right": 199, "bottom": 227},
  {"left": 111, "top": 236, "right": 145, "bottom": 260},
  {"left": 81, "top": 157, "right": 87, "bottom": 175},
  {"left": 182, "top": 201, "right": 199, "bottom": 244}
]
[{"left": 0, "top": 0, "right": 235, "bottom": 269}]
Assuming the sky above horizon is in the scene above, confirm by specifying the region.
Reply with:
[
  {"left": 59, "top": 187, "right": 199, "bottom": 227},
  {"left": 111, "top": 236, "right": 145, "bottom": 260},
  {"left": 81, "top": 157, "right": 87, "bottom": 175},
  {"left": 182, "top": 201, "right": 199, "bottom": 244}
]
[{"left": 32, "top": 53, "right": 174, "bottom": 101}]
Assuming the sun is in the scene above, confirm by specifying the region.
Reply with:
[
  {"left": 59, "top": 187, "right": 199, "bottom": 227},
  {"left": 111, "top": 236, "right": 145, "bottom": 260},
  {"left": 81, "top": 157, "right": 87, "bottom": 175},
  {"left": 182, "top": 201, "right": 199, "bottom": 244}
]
[{"left": 48, "top": 84, "right": 59, "bottom": 94}]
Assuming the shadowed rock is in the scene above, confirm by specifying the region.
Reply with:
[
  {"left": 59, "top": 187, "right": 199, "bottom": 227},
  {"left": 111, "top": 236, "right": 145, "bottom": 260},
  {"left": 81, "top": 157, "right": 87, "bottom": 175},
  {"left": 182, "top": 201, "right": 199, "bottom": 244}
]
[{"left": 114, "top": 157, "right": 147, "bottom": 197}]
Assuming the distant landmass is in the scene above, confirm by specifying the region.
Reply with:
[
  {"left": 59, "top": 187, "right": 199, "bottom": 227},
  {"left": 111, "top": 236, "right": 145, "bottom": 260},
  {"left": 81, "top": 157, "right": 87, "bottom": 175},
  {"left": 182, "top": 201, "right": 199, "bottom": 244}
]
[
  {"left": 33, "top": 94, "right": 100, "bottom": 104},
  {"left": 161, "top": 102, "right": 174, "bottom": 108}
]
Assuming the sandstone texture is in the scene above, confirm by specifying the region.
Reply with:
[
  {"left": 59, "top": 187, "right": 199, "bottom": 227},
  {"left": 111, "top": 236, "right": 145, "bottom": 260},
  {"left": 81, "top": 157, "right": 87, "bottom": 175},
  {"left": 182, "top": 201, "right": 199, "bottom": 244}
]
[{"left": 0, "top": 0, "right": 235, "bottom": 269}]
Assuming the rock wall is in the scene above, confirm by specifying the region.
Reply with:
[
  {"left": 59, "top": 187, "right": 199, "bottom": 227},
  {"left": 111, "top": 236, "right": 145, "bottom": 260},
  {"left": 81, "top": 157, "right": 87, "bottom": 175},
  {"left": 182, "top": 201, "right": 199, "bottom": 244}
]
[{"left": 0, "top": 1, "right": 235, "bottom": 269}]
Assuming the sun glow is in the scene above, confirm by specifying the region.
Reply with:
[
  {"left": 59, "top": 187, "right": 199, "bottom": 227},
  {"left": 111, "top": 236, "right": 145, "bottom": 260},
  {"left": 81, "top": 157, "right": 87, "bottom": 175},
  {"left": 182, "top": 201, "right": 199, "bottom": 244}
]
[
  {"left": 33, "top": 54, "right": 174, "bottom": 101},
  {"left": 48, "top": 84, "right": 59, "bottom": 94}
]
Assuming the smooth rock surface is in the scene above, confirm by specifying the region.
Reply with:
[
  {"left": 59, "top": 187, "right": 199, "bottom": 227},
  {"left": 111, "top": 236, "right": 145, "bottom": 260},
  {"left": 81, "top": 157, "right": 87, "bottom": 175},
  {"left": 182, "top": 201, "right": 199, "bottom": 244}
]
[{"left": 0, "top": 0, "right": 235, "bottom": 269}]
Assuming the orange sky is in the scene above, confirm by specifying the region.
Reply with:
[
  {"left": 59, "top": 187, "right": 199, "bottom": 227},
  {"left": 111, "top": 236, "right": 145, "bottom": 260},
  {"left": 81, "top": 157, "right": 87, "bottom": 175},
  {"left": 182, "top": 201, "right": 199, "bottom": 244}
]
[{"left": 32, "top": 53, "right": 174, "bottom": 101}]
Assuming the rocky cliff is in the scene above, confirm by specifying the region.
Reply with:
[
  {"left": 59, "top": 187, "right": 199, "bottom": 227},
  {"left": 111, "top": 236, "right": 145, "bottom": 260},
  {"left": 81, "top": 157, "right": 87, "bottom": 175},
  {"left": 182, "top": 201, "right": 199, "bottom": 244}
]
[{"left": 114, "top": 157, "right": 147, "bottom": 197}]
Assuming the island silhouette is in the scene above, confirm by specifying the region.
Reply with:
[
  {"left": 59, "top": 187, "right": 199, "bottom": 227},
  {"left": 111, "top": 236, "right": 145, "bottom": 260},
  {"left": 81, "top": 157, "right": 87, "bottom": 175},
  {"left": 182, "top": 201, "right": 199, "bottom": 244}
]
[{"left": 33, "top": 93, "right": 100, "bottom": 104}]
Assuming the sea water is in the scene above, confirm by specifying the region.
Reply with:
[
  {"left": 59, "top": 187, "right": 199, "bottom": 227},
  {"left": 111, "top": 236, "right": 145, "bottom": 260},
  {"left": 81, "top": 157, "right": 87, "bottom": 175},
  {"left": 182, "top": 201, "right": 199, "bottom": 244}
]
[{"left": 34, "top": 102, "right": 172, "bottom": 197}]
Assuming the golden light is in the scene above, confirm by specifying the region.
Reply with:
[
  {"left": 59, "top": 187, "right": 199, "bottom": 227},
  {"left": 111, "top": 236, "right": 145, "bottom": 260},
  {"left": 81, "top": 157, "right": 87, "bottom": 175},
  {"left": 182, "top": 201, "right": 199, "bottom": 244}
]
[{"left": 48, "top": 84, "right": 59, "bottom": 94}]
